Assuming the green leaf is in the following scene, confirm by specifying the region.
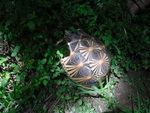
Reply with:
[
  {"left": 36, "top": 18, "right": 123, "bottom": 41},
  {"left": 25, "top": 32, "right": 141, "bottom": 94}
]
[
  {"left": 0, "top": 74, "right": 10, "bottom": 87},
  {"left": 10, "top": 63, "right": 17, "bottom": 67},
  {"left": 41, "top": 59, "right": 47, "bottom": 64},
  {"left": 11, "top": 46, "right": 20, "bottom": 57},
  {"left": 105, "top": 40, "right": 111, "bottom": 46},
  {"left": 113, "top": 44, "right": 121, "bottom": 55},
  {"left": 27, "top": 21, "right": 35, "bottom": 30},
  {"left": 37, "top": 65, "right": 44, "bottom": 71},
  {"left": 56, "top": 50, "right": 63, "bottom": 58},
  {"left": 0, "top": 57, "right": 8, "bottom": 65},
  {"left": 78, "top": 99, "right": 83, "bottom": 106},
  {"left": 37, "top": 35, "right": 43, "bottom": 39},
  {"left": 39, "top": 76, "right": 49, "bottom": 81},
  {"left": 43, "top": 80, "right": 48, "bottom": 86}
]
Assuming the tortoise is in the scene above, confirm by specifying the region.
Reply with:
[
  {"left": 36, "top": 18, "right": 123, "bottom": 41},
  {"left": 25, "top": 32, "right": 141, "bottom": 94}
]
[{"left": 60, "top": 29, "right": 111, "bottom": 88}]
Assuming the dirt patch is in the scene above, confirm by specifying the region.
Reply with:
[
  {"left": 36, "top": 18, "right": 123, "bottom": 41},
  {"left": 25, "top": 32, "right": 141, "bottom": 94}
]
[
  {"left": 60, "top": 70, "right": 150, "bottom": 113},
  {"left": 114, "top": 78, "right": 137, "bottom": 110}
]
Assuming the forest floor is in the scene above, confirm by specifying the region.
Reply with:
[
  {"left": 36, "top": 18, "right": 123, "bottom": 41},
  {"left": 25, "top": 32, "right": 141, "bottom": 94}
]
[
  {"left": 42, "top": 70, "right": 150, "bottom": 113},
  {"left": 1, "top": 38, "right": 149, "bottom": 113},
  {"left": 66, "top": 70, "right": 149, "bottom": 113}
]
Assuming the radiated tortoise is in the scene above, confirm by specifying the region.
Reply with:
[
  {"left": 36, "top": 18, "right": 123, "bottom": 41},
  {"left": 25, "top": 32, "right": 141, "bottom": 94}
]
[{"left": 60, "top": 29, "right": 111, "bottom": 88}]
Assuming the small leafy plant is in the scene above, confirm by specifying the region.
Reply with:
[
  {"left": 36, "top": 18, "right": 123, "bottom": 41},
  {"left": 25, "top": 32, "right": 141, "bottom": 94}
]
[{"left": 0, "top": 0, "right": 149, "bottom": 112}]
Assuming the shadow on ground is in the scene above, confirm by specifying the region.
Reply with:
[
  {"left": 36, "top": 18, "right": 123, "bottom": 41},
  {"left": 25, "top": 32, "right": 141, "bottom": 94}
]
[
  {"left": 25, "top": 70, "right": 150, "bottom": 113},
  {"left": 63, "top": 70, "right": 150, "bottom": 113}
]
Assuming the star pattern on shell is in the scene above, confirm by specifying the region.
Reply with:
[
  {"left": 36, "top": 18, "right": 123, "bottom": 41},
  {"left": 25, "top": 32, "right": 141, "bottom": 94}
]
[{"left": 60, "top": 30, "right": 111, "bottom": 88}]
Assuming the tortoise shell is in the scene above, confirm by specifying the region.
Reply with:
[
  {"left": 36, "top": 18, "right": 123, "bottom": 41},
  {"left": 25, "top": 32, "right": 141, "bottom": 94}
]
[{"left": 60, "top": 30, "right": 111, "bottom": 88}]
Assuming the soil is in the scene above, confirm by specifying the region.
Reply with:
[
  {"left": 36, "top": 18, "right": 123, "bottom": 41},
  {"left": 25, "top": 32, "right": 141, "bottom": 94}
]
[
  {"left": 61, "top": 70, "right": 150, "bottom": 113},
  {"left": 21, "top": 70, "right": 150, "bottom": 113}
]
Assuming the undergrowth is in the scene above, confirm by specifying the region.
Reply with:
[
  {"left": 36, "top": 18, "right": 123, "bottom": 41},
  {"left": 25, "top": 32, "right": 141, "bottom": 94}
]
[{"left": 0, "top": 0, "right": 149, "bottom": 112}]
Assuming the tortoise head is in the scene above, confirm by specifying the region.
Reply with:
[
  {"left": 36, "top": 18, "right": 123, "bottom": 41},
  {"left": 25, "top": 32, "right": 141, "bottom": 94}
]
[{"left": 64, "top": 30, "right": 81, "bottom": 42}]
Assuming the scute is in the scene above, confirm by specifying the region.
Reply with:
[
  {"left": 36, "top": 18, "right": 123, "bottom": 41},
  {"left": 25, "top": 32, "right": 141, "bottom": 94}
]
[
  {"left": 61, "top": 30, "right": 111, "bottom": 89},
  {"left": 68, "top": 40, "right": 80, "bottom": 52}
]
